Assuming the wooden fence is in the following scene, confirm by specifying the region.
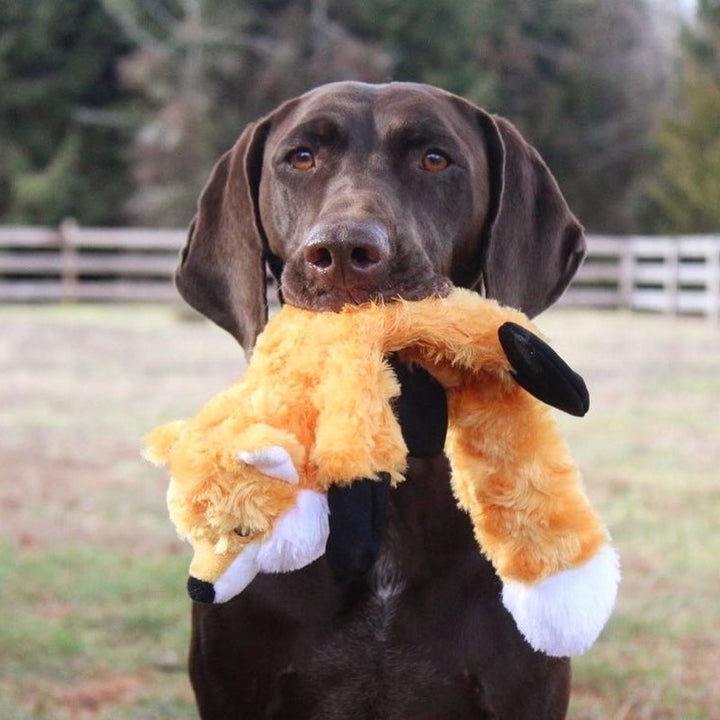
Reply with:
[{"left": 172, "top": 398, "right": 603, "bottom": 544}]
[
  {"left": 0, "top": 221, "right": 183, "bottom": 302},
  {"left": 560, "top": 235, "right": 720, "bottom": 320},
  {"left": 0, "top": 224, "right": 719, "bottom": 319}
]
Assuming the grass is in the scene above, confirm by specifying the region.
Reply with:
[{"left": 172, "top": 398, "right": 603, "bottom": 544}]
[
  {"left": 0, "top": 544, "right": 194, "bottom": 720},
  {"left": 0, "top": 303, "right": 718, "bottom": 718},
  {"left": 540, "top": 310, "right": 720, "bottom": 719}
]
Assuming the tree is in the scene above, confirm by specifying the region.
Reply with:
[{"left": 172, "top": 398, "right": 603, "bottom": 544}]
[
  {"left": 0, "top": 0, "right": 679, "bottom": 231},
  {"left": 462, "top": 0, "right": 671, "bottom": 234},
  {"left": 0, "top": 0, "right": 135, "bottom": 225},
  {"left": 641, "top": 0, "right": 720, "bottom": 233},
  {"left": 333, "top": 0, "right": 672, "bottom": 233},
  {"left": 104, "top": 0, "right": 391, "bottom": 225}
]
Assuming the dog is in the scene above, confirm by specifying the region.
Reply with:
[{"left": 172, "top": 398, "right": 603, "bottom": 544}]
[{"left": 176, "top": 81, "right": 586, "bottom": 719}]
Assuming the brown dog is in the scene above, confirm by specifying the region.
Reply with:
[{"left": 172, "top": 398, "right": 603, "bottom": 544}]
[{"left": 177, "top": 81, "right": 585, "bottom": 719}]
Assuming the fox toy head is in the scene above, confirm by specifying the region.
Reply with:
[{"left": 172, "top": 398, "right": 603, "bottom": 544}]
[{"left": 145, "top": 424, "right": 330, "bottom": 604}]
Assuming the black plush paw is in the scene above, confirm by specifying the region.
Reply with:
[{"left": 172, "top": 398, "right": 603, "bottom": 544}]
[
  {"left": 498, "top": 322, "right": 590, "bottom": 417},
  {"left": 326, "top": 473, "right": 391, "bottom": 580},
  {"left": 325, "top": 357, "right": 448, "bottom": 581},
  {"left": 389, "top": 355, "right": 448, "bottom": 457}
]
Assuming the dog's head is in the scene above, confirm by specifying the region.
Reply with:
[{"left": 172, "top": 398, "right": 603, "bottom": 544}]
[{"left": 175, "top": 81, "right": 585, "bottom": 354}]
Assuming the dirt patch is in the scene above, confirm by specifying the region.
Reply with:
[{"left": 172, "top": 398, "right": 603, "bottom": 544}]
[
  {"left": 0, "top": 305, "right": 243, "bottom": 553},
  {"left": 49, "top": 674, "right": 146, "bottom": 716},
  {"left": 23, "top": 669, "right": 193, "bottom": 719}
]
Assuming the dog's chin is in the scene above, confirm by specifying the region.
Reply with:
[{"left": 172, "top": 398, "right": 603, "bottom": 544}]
[{"left": 282, "top": 276, "right": 454, "bottom": 312}]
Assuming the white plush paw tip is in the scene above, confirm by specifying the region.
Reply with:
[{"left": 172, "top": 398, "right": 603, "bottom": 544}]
[
  {"left": 502, "top": 544, "right": 621, "bottom": 657},
  {"left": 238, "top": 446, "right": 299, "bottom": 484}
]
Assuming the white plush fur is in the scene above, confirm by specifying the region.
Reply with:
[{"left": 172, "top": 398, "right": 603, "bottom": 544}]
[
  {"left": 212, "top": 489, "right": 329, "bottom": 603},
  {"left": 238, "top": 446, "right": 299, "bottom": 483},
  {"left": 502, "top": 543, "right": 621, "bottom": 657},
  {"left": 257, "top": 490, "right": 330, "bottom": 572},
  {"left": 213, "top": 542, "right": 262, "bottom": 603}
]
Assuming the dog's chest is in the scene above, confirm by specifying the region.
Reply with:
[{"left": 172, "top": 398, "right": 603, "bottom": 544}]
[{"left": 370, "top": 546, "right": 406, "bottom": 607}]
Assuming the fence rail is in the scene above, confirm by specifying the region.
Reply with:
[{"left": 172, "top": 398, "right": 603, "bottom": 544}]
[
  {"left": 1, "top": 224, "right": 719, "bottom": 319},
  {"left": 560, "top": 235, "right": 720, "bottom": 320},
  {"left": 0, "top": 222, "right": 184, "bottom": 303}
]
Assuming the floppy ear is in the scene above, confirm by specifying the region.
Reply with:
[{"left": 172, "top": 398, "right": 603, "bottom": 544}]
[
  {"left": 175, "top": 120, "right": 272, "bottom": 353},
  {"left": 472, "top": 111, "right": 586, "bottom": 318}
]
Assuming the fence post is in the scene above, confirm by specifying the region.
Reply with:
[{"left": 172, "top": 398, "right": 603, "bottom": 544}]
[
  {"left": 618, "top": 240, "right": 634, "bottom": 309},
  {"left": 59, "top": 218, "right": 79, "bottom": 302},
  {"left": 667, "top": 239, "right": 679, "bottom": 316},
  {"left": 707, "top": 242, "right": 720, "bottom": 323}
]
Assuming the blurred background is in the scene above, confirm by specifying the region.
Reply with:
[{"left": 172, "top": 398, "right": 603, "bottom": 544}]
[
  {"left": 1, "top": 2, "right": 719, "bottom": 719},
  {"left": 0, "top": 0, "right": 718, "bottom": 235}
]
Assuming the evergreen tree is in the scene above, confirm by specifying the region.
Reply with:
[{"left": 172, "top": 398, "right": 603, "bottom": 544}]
[
  {"left": 0, "top": 0, "right": 135, "bottom": 225},
  {"left": 0, "top": 0, "right": 680, "bottom": 231},
  {"left": 333, "top": 0, "right": 669, "bottom": 233},
  {"left": 642, "top": 0, "right": 720, "bottom": 233},
  {"left": 104, "top": 0, "right": 390, "bottom": 225}
]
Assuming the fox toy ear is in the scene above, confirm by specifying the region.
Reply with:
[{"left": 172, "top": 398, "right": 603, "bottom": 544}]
[
  {"left": 498, "top": 322, "right": 589, "bottom": 417},
  {"left": 238, "top": 447, "right": 299, "bottom": 484}
]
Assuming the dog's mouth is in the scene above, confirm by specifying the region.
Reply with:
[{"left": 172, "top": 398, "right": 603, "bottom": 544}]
[
  {"left": 273, "top": 219, "right": 455, "bottom": 312},
  {"left": 280, "top": 274, "right": 454, "bottom": 312}
]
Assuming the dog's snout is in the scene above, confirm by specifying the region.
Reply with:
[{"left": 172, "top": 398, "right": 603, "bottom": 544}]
[{"left": 303, "top": 222, "right": 390, "bottom": 289}]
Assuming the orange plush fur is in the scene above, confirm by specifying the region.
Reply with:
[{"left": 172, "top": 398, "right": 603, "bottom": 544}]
[{"left": 145, "top": 288, "right": 619, "bottom": 656}]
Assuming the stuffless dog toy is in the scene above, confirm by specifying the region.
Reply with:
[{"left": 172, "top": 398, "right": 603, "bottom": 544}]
[{"left": 144, "top": 288, "right": 619, "bottom": 656}]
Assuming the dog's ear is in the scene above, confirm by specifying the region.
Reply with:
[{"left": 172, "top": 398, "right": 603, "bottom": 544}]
[
  {"left": 175, "top": 120, "right": 272, "bottom": 354},
  {"left": 471, "top": 110, "right": 586, "bottom": 318}
]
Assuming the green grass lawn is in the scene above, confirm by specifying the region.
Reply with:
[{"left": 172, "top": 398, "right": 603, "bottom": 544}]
[
  {"left": 0, "top": 545, "right": 195, "bottom": 719},
  {"left": 542, "top": 309, "right": 720, "bottom": 719},
  {"left": 0, "top": 303, "right": 718, "bottom": 719}
]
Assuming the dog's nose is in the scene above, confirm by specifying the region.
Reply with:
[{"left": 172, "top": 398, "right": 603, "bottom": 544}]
[
  {"left": 187, "top": 576, "right": 215, "bottom": 603},
  {"left": 303, "top": 221, "right": 390, "bottom": 290}
]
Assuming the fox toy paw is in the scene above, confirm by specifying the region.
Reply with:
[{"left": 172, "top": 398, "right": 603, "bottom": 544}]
[{"left": 501, "top": 544, "right": 621, "bottom": 657}]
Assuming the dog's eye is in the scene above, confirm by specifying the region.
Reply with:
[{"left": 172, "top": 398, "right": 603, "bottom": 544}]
[
  {"left": 288, "top": 148, "right": 315, "bottom": 171},
  {"left": 234, "top": 525, "right": 254, "bottom": 538},
  {"left": 421, "top": 150, "right": 450, "bottom": 173}
]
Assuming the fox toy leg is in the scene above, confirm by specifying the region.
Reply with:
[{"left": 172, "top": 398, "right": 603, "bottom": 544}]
[
  {"left": 446, "top": 381, "right": 619, "bottom": 657},
  {"left": 310, "top": 347, "right": 408, "bottom": 490}
]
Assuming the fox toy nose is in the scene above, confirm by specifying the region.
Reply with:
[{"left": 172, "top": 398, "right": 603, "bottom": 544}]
[{"left": 187, "top": 576, "right": 215, "bottom": 604}]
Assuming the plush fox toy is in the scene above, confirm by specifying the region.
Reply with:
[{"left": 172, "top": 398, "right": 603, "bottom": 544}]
[{"left": 144, "top": 288, "right": 619, "bottom": 657}]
